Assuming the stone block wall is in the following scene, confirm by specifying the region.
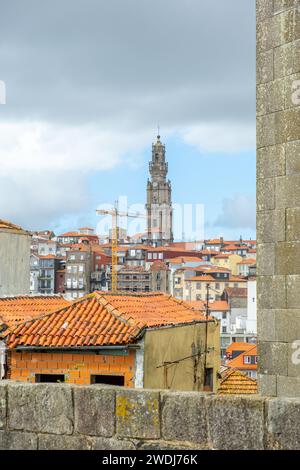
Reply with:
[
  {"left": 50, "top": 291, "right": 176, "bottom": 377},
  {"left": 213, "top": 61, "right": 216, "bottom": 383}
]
[
  {"left": 2, "top": 381, "right": 300, "bottom": 450},
  {"left": 257, "top": 1, "right": 300, "bottom": 395}
]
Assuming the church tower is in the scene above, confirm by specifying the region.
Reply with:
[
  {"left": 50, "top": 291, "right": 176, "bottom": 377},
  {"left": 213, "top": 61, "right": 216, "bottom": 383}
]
[{"left": 146, "top": 134, "right": 173, "bottom": 246}]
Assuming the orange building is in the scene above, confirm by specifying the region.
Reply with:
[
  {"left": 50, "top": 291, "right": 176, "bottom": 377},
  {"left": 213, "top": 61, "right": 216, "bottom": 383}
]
[
  {"left": 3, "top": 292, "right": 221, "bottom": 392},
  {"left": 226, "top": 343, "right": 257, "bottom": 379}
]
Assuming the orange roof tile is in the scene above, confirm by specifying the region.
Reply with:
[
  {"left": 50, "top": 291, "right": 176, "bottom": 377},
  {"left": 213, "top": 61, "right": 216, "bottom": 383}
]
[
  {"left": 6, "top": 293, "right": 214, "bottom": 349},
  {"left": 226, "top": 345, "right": 257, "bottom": 370},
  {"left": 187, "top": 275, "right": 216, "bottom": 282},
  {"left": 226, "top": 342, "right": 256, "bottom": 355},
  {"left": 0, "top": 219, "right": 28, "bottom": 233},
  {"left": 237, "top": 258, "right": 256, "bottom": 265},
  {"left": 0, "top": 296, "right": 70, "bottom": 328},
  {"left": 219, "top": 370, "right": 258, "bottom": 395}
]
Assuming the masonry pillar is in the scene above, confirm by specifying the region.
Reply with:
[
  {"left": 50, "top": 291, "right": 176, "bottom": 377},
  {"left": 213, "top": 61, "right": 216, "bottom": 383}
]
[{"left": 257, "top": 0, "right": 300, "bottom": 396}]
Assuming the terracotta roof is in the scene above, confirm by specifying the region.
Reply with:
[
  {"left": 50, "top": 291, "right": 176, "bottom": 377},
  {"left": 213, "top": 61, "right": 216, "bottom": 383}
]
[
  {"left": 0, "top": 219, "right": 28, "bottom": 233},
  {"left": 209, "top": 300, "right": 230, "bottom": 312},
  {"left": 228, "top": 276, "right": 247, "bottom": 283},
  {"left": 237, "top": 258, "right": 256, "bottom": 265},
  {"left": 226, "top": 342, "right": 256, "bottom": 355},
  {"left": 150, "top": 260, "right": 169, "bottom": 271},
  {"left": 6, "top": 293, "right": 213, "bottom": 349},
  {"left": 185, "top": 300, "right": 229, "bottom": 312},
  {"left": 188, "top": 275, "right": 216, "bottom": 282},
  {"left": 166, "top": 256, "right": 203, "bottom": 264},
  {"left": 219, "top": 370, "right": 258, "bottom": 395},
  {"left": 0, "top": 296, "right": 70, "bottom": 328},
  {"left": 226, "top": 345, "right": 257, "bottom": 370},
  {"left": 225, "top": 287, "right": 248, "bottom": 297}
]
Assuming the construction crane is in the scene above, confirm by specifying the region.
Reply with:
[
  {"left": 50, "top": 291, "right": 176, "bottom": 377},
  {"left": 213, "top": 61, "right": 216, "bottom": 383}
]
[{"left": 96, "top": 206, "right": 146, "bottom": 293}]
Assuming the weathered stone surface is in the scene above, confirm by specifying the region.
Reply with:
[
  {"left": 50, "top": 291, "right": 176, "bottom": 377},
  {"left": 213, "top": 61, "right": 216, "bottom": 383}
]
[
  {"left": 74, "top": 385, "right": 115, "bottom": 437},
  {"left": 161, "top": 392, "right": 208, "bottom": 445},
  {"left": 288, "top": 343, "right": 300, "bottom": 377},
  {"left": 285, "top": 107, "right": 300, "bottom": 141},
  {"left": 258, "top": 9, "right": 300, "bottom": 53},
  {"left": 257, "top": 50, "right": 274, "bottom": 85},
  {"left": 0, "top": 383, "right": 6, "bottom": 430},
  {"left": 287, "top": 208, "right": 300, "bottom": 241},
  {"left": 257, "top": 113, "right": 284, "bottom": 148},
  {"left": 257, "top": 0, "right": 274, "bottom": 22},
  {"left": 257, "top": 209, "right": 285, "bottom": 243},
  {"left": 276, "top": 241, "right": 300, "bottom": 274},
  {"left": 257, "top": 244, "right": 276, "bottom": 276},
  {"left": 286, "top": 140, "right": 300, "bottom": 175},
  {"left": 274, "top": 39, "right": 300, "bottom": 79},
  {"left": 257, "top": 177, "right": 275, "bottom": 211},
  {"left": 267, "top": 398, "right": 300, "bottom": 449},
  {"left": 207, "top": 396, "right": 265, "bottom": 450},
  {"left": 259, "top": 341, "right": 288, "bottom": 376},
  {"left": 276, "top": 176, "right": 300, "bottom": 209},
  {"left": 257, "top": 275, "right": 286, "bottom": 308},
  {"left": 273, "top": 0, "right": 300, "bottom": 14},
  {"left": 138, "top": 440, "right": 201, "bottom": 450},
  {"left": 287, "top": 275, "right": 300, "bottom": 307},
  {"left": 7, "top": 382, "right": 73, "bottom": 435},
  {"left": 116, "top": 389, "right": 160, "bottom": 439},
  {"left": 257, "top": 309, "right": 276, "bottom": 342},
  {"left": 257, "top": 80, "right": 285, "bottom": 116},
  {"left": 38, "top": 434, "right": 92, "bottom": 450},
  {"left": 258, "top": 374, "right": 277, "bottom": 397},
  {"left": 0, "top": 431, "right": 37, "bottom": 450},
  {"left": 257, "top": 144, "right": 285, "bottom": 179},
  {"left": 92, "top": 437, "right": 136, "bottom": 450},
  {"left": 277, "top": 376, "right": 300, "bottom": 396}
]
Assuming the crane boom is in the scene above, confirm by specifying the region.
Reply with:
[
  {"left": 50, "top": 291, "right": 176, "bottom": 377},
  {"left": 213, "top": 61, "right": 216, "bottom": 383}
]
[{"left": 96, "top": 207, "right": 146, "bottom": 293}]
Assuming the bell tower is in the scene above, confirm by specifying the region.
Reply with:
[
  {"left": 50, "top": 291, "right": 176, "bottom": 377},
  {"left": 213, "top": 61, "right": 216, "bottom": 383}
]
[{"left": 146, "top": 134, "right": 173, "bottom": 246}]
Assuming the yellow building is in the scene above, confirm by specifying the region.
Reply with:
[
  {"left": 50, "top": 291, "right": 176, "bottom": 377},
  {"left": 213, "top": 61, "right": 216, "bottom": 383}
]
[
  {"left": 211, "top": 253, "right": 243, "bottom": 276},
  {"left": 185, "top": 275, "right": 247, "bottom": 302}
]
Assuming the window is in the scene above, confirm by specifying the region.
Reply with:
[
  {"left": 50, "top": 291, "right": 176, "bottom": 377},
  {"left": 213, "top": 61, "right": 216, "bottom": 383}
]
[
  {"left": 215, "top": 283, "right": 220, "bottom": 290},
  {"left": 222, "top": 312, "right": 227, "bottom": 319},
  {"left": 244, "top": 356, "right": 251, "bottom": 364},
  {"left": 148, "top": 253, "right": 152, "bottom": 260},
  {"left": 204, "top": 368, "right": 213, "bottom": 392},
  {"left": 159, "top": 253, "right": 163, "bottom": 260},
  {"left": 222, "top": 326, "right": 227, "bottom": 333},
  {"left": 35, "top": 374, "right": 65, "bottom": 383},
  {"left": 91, "top": 375, "right": 124, "bottom": 386},
  {"left": 196, "top": 282, "right": 201, "bottom": 290}
]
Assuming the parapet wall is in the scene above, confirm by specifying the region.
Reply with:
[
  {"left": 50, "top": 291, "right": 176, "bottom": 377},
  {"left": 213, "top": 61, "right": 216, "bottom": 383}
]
[{"left": 1, "top": 381, "right": 300, "bottom": 450}]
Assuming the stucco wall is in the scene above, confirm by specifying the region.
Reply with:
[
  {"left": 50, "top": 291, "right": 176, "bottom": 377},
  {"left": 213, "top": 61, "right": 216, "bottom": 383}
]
[
  {"left": 143, "top": 322, "right": 220, "bottom": 392},
  {"left": 0, "top": 230, "right": 31, "bottom": 296},
  {"left": 1, "top": 381, "right": 300, "bottom": 450}
]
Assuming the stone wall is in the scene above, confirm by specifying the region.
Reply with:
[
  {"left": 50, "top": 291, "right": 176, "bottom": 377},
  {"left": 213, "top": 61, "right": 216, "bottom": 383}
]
[
  {"left": 1, "top": 381, "right": 300, "bottom": 450},
  {"left": 257, "top": 1, "right": 300, "bottom": 395}
]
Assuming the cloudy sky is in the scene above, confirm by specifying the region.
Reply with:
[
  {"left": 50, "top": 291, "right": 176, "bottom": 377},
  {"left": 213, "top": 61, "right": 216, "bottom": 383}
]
[{"left": 0, "top": 0, "right": 256, "bottom": 240}]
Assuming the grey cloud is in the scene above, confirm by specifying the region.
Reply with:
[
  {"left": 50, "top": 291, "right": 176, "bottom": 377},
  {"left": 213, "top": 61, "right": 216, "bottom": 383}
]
[{"left": 0, "top": 0, "right": 255, "bottom": 129}]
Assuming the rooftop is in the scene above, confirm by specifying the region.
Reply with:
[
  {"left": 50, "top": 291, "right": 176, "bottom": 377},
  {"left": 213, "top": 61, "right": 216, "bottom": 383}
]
[
  {"left": 6, "top": 292, "right": 213, "bottom": 349},
  {"left": 0, "top": 295, "right": 70, "bottom": 328},
  {"left": 219, "top": 370, "right": 258, "bottom": 395}
]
